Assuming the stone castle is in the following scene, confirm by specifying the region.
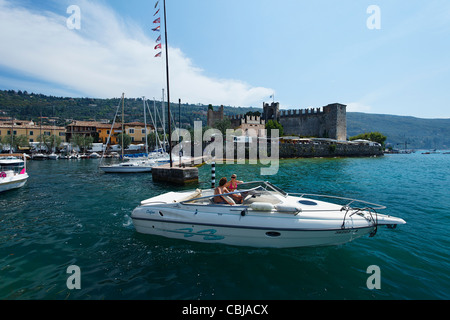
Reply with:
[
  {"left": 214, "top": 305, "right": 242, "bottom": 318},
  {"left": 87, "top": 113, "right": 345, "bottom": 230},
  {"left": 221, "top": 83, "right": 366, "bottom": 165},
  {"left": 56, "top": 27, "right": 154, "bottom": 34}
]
[
  {"left": 263, "top": 102, "right": 347, "bottom": 141},
  {"left": 207, "top": 102, "right": 347, "bottom": 141}
]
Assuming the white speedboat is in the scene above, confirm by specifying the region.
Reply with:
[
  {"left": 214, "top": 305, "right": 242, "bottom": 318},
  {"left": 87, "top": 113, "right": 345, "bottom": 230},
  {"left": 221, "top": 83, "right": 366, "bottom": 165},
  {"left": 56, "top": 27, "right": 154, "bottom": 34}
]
[
  {"left": 131, "top": 181, "right": 406, "bottom": 248},
  {"left": 48, "top": 153, "right": 59, "bottom": 160},
  {"left": 100, "top": 159, "right": 157, "bottom": 173},
  {"left": 0, "top": 154, "right": 29, "bottom": 193}
]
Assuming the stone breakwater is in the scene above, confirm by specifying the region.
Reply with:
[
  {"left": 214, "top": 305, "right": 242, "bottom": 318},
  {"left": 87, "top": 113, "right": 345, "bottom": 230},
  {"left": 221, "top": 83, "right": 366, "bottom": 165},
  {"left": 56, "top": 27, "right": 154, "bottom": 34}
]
[{"left": 279, "top": 143, "right": 384, "bottom": 158}]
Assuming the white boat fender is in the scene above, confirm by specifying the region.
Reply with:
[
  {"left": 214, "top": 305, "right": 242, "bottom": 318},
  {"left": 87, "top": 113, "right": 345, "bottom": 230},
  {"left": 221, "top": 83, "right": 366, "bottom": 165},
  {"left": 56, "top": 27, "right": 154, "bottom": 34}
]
[
  {"left": 275, "top": 205, "right": 302, "bottom": 215},
  {"left": 250, "top": 202, "right": 274, "bottom": 211}
]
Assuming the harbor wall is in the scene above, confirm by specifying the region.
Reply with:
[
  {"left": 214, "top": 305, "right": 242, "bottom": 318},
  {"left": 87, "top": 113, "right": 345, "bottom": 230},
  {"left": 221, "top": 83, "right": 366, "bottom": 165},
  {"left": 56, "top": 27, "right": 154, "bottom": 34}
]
[
  {"left": 278, "top": 143, "right": 383, "bottom": 158},
  {"left": 194, "top": 141, "right": 383, "bottom": 160}
]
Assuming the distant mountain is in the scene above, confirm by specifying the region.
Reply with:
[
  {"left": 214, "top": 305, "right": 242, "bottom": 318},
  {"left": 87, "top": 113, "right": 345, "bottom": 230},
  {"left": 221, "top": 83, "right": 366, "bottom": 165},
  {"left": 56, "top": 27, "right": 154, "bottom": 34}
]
[
  {"left": 1, "top": 90, "right": 448, "bottom": 150},
  {"left": 347, "top": 112, "right": 450, "bottom": 150}
]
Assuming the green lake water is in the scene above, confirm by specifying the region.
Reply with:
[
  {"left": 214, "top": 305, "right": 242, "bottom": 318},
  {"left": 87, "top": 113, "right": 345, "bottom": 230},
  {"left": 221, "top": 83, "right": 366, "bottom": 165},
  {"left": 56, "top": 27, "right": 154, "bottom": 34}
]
[{"left": 0, "top": 152, "right": 449, "bottom": 300}]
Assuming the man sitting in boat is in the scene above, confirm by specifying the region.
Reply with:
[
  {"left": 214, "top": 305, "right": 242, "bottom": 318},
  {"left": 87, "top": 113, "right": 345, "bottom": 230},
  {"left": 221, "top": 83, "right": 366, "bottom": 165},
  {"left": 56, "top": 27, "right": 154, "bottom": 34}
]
[
  {"left": 225, "top": 174, "right": 244, "bottom": 204},
  {"left": 214, "top": 177, "right": 235, "bottom": 205}
]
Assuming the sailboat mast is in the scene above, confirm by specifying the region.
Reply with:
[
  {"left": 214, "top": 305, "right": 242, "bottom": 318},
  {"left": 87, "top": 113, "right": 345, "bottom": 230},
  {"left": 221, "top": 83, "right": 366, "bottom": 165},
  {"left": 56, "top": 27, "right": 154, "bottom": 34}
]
[
  {"left": 143, "top": 96, "right": 148, "bottom": 155},
  {"left": 163, "top": 0, "right": 173, "bottom": 167},
  {"left": 121, "top": 93, "right": 124, "bottom": 160}
]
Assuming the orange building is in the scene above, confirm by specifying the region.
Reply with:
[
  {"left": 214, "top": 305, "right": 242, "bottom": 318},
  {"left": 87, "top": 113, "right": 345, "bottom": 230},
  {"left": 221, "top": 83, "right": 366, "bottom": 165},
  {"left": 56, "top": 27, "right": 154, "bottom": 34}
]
[{"left": 66, "top": 121, "right": 120, "bottom": 144}]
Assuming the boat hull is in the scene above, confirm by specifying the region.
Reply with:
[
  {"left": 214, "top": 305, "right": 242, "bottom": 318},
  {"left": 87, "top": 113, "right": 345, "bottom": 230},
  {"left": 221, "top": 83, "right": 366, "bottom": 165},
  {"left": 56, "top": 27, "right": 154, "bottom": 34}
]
[
  {"left": 131, "top": 206, "right": 377, "bottom": 248},
  {"left": 0, "top": 175, "right": 28, "bottom": 193},
  {"left": 131, "top": 182, "right": 406, "bottom": 248}
]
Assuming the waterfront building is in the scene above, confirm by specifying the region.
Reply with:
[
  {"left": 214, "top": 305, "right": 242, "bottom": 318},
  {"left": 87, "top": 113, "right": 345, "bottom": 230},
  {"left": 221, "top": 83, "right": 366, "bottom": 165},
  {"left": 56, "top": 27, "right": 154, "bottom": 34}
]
[
  {"left": 66, "top": 120, "right": 154, "bottom": 146},
  {"left": 124, "top": 122, "right": 155, "bottom": 143},
  {"left": 0, "top": 119, "right": 66, "bottom": 144}
]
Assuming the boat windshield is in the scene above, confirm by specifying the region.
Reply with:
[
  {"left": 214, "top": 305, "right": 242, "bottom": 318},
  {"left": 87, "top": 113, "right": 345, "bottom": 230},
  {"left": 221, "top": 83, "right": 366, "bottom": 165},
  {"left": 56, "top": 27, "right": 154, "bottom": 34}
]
[
  {"left": 181, "top": 181, "right": 285, "bottom": 206},
  {"left": 240, "top": 181, "right": 287, "bottom": 196},
  {"left": 0, "top": 157, "right": 25, "bottom": 173}
]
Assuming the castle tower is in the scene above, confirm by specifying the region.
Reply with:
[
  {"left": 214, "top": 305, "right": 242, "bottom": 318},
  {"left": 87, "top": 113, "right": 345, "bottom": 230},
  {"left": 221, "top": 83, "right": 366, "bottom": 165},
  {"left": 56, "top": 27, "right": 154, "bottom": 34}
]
[
  {"left": 323, "top": 103, "right": 347, "bottom": 141},
  {"left": 263, "top": 102, "right": 280, "bottom": 123},
  {"left": 207, "top": 105, "right": 224, "bottom": 127}
]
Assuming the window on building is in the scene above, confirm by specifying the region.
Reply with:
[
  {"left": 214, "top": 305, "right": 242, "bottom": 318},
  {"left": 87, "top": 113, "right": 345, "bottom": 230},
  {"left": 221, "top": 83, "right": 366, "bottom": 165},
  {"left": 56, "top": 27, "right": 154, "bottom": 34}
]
[
  {"left": 30, "top": 131, "right": 34, "bottom": 136},
  {"left": 129, "top": 128, "right": 135, "bottom": 134},
  {"left": 44, "top": 132, "right": 51, "bottom": 136}
]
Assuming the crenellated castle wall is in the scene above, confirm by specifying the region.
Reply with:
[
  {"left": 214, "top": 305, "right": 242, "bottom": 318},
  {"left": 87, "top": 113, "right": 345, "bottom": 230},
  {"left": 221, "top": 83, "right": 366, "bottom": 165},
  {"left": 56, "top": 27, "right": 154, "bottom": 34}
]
[{"left": 263, "top": 102, "right": 347, "bottom": 141}]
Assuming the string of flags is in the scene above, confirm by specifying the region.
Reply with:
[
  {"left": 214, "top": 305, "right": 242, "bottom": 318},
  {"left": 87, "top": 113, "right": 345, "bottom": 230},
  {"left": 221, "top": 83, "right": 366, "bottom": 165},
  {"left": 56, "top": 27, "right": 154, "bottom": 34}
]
[{"left": 153, "top": 1, "right": 162, "bottom": 58}]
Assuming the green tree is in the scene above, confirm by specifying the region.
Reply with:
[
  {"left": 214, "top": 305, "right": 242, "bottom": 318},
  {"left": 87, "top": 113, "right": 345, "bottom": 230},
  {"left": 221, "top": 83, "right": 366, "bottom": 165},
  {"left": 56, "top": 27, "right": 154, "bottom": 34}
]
[
  {"left": 350, "top": 132, "right": 387, "bottom": 147},
  {"left": 214, "top": 119, "right": 232, "bottom": 135},
  {"left": 38, "top": 134, "right": 62, "bottom": 152},
  {"left": 147, "top": 132, "right": 166, "bottom": 151},
  {"left": 1, "top": 134, "right": 29, "bottom": 151},
  {"left": 117, "top": 133, "right": 132, "bottom": 150},
  {"left": 71, "top": 134, "right": 94, "bottom": 153},
  {"left": 265, "top": 120, "right": 284, "bottom": 137}
]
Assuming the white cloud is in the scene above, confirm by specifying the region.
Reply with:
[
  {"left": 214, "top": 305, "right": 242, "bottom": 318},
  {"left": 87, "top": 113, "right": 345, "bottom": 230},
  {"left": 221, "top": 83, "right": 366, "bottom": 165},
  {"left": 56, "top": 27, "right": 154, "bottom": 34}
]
[{"left": 0, "top": 0, "right": 272, "bottom": 106}]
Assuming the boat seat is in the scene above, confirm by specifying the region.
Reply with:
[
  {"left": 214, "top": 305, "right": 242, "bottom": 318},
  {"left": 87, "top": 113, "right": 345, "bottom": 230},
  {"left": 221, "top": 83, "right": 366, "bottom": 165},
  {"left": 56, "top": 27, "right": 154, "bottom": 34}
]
[
  {"left": 209, "top": 195, "right": 236, "bottom": 205},
  {"left": 176, "top": 189, "right": 202, "bottom": 203}
]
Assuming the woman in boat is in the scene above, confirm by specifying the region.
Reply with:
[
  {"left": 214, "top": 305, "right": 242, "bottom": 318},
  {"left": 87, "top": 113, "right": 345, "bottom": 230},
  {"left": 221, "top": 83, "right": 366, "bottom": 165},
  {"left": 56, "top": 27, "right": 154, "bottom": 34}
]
[
  {"left": 214, "top": 177, "right": 235, "bottom": 205},
  {"left": 225, "top": 174, "right": 244, "bottom": 204}
]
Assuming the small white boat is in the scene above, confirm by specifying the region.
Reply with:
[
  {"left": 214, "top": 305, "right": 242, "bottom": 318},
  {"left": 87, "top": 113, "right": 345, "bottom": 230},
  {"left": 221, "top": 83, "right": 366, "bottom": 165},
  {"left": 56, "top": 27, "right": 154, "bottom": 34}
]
[
  {"left": 100, "top": 159, "right": 157, "bottom": 173},
  {"left": 0, "top": 154, "right": 29, "bottom": 193},
  {"left": 48, "top": 153, "right": 59, "bottom": 160},
  {"left": 131, "top": 181, "right": 406, "bottom": 248},
  {"left": 89, "top": 152, "right": 100, "bottom": 159}
]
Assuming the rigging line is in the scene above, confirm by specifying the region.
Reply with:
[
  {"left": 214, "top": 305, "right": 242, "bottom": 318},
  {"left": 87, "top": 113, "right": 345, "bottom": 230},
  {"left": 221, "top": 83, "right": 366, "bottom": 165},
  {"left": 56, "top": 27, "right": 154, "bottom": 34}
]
[
  {"left": 154, "top": 95, "right": 167, "bottom": 152},
  {"left": 99, "top": 95, "right": 123, "bottom": 166},
  {"left": 145, "top": 99, "right": 163, "bottom": 153}
]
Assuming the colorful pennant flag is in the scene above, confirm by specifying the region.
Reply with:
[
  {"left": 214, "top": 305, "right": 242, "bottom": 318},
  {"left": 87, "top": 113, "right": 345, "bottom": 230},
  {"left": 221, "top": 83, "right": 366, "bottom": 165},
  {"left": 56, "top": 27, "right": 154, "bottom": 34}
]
[{"left": 153, "top": 1, "right": 161, "bottom": 58}]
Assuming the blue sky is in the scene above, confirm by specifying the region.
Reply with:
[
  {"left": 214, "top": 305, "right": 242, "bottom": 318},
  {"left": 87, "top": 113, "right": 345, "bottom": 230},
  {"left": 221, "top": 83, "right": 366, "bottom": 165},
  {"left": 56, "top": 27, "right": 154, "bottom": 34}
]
[{"left": 0, "top": 0, "right": 449, "bottom": 118}]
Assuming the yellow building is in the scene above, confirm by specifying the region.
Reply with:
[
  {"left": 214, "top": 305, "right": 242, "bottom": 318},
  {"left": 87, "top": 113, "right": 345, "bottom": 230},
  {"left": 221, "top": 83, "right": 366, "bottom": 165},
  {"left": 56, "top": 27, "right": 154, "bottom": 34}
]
[
  {"left": 0, "top": 119, "right": 66, "bottom": 144},
  {"left": 124, "top": 122, "right": 155, "bottom": 144},
  {"left": 66, "top": 120, "right": 153, "bottom": 145}
]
